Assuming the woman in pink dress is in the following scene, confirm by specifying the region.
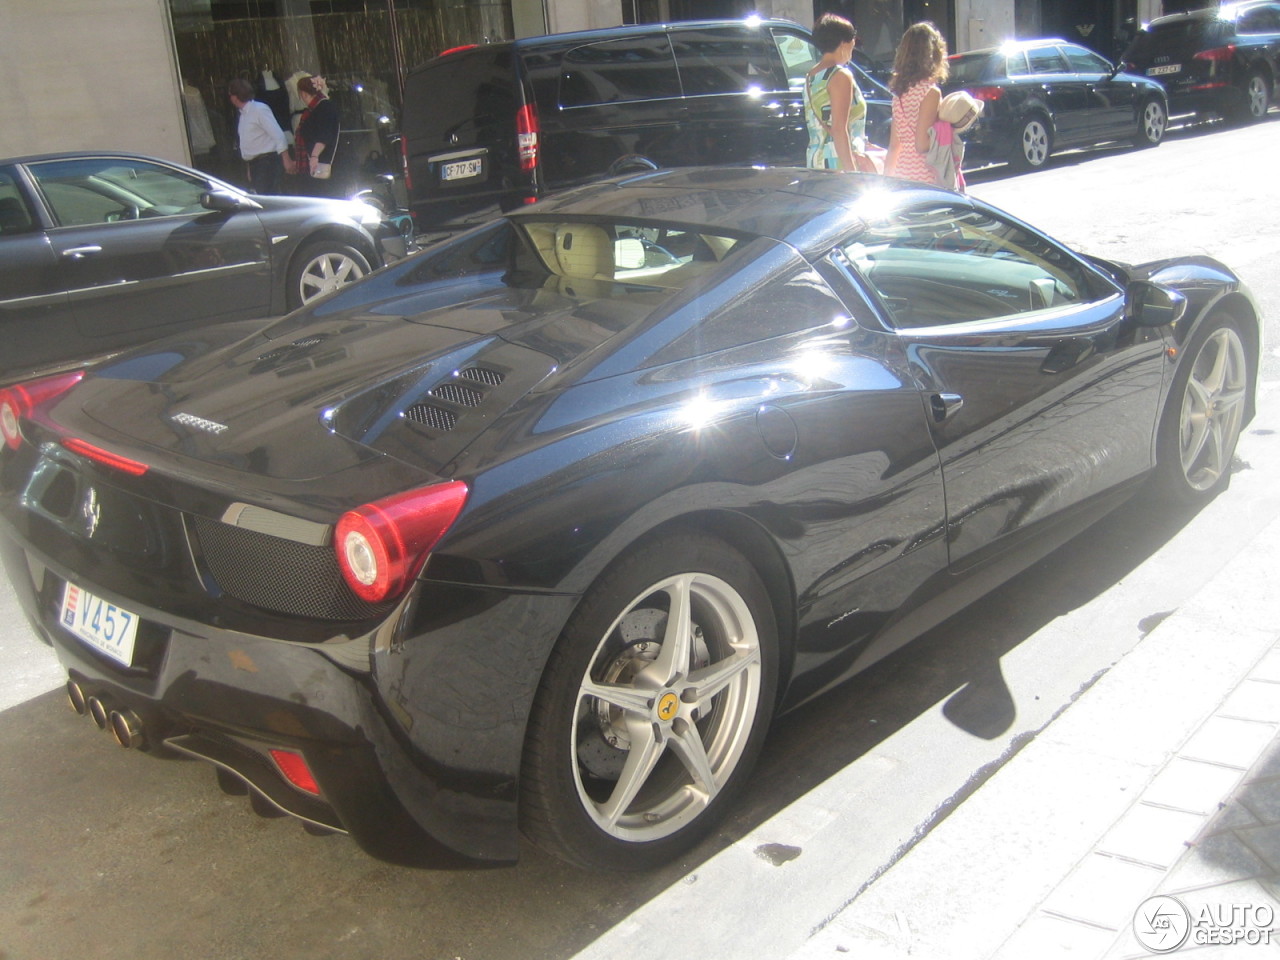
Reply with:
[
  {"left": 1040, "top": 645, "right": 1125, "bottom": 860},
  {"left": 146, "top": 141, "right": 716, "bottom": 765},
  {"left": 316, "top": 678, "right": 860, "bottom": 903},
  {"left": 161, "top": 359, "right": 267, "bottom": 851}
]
[{"left": 885, "top": 22, "right": 949, "bottom": 184}]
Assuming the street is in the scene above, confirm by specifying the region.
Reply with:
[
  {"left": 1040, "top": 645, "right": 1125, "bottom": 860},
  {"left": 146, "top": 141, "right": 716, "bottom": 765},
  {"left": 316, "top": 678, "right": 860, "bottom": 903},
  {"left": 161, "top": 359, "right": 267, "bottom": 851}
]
[{"left": 2, "top": 114, "right": 1278, "bottom": 960}]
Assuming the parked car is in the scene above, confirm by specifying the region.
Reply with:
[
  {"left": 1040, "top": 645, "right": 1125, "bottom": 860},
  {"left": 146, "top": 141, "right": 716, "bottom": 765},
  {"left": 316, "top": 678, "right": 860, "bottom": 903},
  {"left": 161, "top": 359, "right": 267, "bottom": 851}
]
[
  {"left": 1121, "top": 2, "right": 1280, "bottom": 123},
  {"left": 945, "top": 38, "right": 1170, "bottom": 170},
  {"left": 0, "top": 167, "right": 1259, "bottom": 871},
  {"left": 0, "top": 152, "right": 408, "bottom": 384},
  {"left": 400, "top": 18, "right": 891, "bottom": 229}
]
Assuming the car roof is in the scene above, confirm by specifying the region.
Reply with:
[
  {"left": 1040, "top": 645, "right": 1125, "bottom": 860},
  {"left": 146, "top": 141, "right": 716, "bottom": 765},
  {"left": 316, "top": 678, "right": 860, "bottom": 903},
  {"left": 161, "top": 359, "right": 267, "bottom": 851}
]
[
  {"left": 413, "top": 18, "right": 805, "bottom": 69},
  {"left": 507, "top": 166, "right": 963, "bottom": 258},
  {"left": 1149, "top": 2, "right": 1260, "bottom": 26},
  {"left": 951, "top": 37, "right": 1074, "bottom": 59},
  {"left": 1, "top": 150, "right": 190, "bottom": 167}
]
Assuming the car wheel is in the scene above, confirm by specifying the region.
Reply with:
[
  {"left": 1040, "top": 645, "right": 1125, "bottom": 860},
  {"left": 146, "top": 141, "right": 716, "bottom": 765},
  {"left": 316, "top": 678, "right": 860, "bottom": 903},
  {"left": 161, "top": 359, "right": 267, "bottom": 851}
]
[
  {"left": 1243, "top": 73, "right": 1271, "bottom": 121},
  {"left": 1136, "top": 98, "right": 1167, "bottom": 148},
  {"left": 1010, "top": 116, "right": 1051, "bottom": 169},
  {"left": 287, "top": 241, "right": 371, "bottom": 309},
  {"left": 520, "top": 533, "right": 778, "bottom": 871},
  {"left": 1153, "top": 314, "right": 1250, "bottom": 506}
]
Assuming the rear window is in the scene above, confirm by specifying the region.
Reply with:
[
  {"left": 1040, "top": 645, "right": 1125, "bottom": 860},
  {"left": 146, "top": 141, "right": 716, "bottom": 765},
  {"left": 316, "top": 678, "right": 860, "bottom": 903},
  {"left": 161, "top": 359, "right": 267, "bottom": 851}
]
[
  {"left": 948, "top": 53, "right": 1000, "bottom": 84},
  {"left": 558, "top": 35, "right": 681, "bottom": 107},
  {"left": 1126, "top": 18, "right": 1232, "bottom": 60},
  {"left": 404, "top": 48, "right": 517, "bottom": 144}
]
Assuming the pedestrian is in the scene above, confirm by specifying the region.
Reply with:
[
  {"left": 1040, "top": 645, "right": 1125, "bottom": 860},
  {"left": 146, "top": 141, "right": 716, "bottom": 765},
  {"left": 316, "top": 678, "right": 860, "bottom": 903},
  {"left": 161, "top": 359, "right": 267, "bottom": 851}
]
[
  {"left": 228, "top": 77, "right": 291, "bottom": 194},
  {"left": 804, "top": 13, "right": 872, "bottom": 173},
  {"left": 293, "top": 74, "right": 340, "bottom": 195},
  {"left": 884, "top": 22, "right": 949, "bottom": 185}
]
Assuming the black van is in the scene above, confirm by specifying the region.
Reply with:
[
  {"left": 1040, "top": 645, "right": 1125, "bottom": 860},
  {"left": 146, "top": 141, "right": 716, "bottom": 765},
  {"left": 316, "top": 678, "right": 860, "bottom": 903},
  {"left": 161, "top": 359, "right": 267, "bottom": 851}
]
[{"left": 401, "top": 18, "right": 891, "bottom": 228}]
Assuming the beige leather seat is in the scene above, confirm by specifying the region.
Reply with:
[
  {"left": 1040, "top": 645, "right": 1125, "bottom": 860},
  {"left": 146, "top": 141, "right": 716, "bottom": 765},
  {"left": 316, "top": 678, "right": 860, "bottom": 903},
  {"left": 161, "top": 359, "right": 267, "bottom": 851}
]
[{"left": 555, "top": 224, "right": 614, "bottom": 280}]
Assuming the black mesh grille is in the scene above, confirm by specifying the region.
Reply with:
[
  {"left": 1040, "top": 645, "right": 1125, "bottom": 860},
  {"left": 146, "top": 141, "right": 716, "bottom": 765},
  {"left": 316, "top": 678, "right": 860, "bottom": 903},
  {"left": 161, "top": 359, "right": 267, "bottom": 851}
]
[
  {"left": 403, "top": 403, "right": 458, "bottom": 431},
  {"left": 191, "top": 516, "right": 386, "bottom": 621},
  {"left": 431, "top": 383, "right": 484, "bottom": 407},
  {"left": 459, "top": 366, "right": 504, "bottom": 386}
]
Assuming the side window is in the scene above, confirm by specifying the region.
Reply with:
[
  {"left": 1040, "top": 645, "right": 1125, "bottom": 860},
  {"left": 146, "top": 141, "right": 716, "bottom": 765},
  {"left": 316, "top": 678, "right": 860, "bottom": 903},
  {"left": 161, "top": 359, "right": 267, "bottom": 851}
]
[
  {"left": 1062, "top": 45, "right": 1111, "bottom": 73},
  {"left": 558, "top": 35, "right": 681, "bottom": 108},
  {"left": 671, "top": 27, "right": 786, "bottom": 95},
  {"left": 842, "top": 205, "right": 1099, "bottom": 329},
  {"left": 1238, "top": 6, "right": 1280, "bottom": 32},
  {"left": 27, "top": 158, "right": 210, "bottom": 227},
  {"left": 0, "top": 168, "right": 37, "bottom": 236},
  {"left": 771, "top": 29, "right": 819, "bottom": 93},
  {"left": 1005, "top": 51, "right": 1030, "bottom": 76},
  {"left": 1027, "top": 46, "right": 1069, "bottom": 74}
]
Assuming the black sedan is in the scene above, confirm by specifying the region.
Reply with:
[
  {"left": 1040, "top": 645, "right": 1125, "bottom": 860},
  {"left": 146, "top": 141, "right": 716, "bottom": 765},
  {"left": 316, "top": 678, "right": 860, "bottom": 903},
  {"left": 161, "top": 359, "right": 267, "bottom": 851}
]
[
  {"left": 0, "top": 152, "right": 408, "bottom": 384},
  {"left": 946, "top": 39, "right": 1170, "bottom": 169},
  {"left": 0, "top": 168, "right": 1259, "bottom": 871}
]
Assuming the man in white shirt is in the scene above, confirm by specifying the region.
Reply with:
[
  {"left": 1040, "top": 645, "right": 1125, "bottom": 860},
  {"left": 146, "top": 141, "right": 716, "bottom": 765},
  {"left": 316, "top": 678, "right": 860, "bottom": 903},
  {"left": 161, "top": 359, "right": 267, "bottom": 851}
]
[{"left": 228, "top": 78, "right": 292, "bottom": 194}]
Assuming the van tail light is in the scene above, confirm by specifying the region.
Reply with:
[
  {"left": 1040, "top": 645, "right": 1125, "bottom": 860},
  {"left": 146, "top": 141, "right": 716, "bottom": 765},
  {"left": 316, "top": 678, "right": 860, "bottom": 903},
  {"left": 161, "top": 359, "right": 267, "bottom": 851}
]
[
  {"left": 516, "top": 103, "right": 540, "bottom": 172},
  {"left": 335, "top": 480, "right": 469, "bottom": 603},
  {"left": 970, "top": 86, "right": 1004, "bottom": 102},
  {"left": 1193, "top": 44, "right": 1236, "bottom": 63},
  {"left": 0, "top": 370, "right": 84, "bottom": 451}
]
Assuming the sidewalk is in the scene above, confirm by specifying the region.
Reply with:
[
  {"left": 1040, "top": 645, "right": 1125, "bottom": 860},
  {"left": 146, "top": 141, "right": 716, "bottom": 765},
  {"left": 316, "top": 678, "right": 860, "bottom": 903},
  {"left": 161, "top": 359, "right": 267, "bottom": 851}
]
[{"left": 572, "top": 391, "right": 1280, "bottom": 960}]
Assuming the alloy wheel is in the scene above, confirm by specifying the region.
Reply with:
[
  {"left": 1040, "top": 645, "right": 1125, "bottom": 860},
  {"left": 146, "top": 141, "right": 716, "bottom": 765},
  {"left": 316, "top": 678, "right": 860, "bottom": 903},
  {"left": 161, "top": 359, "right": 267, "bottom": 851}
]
[
  {"left": 1020, "top": 120, "right": 1049, "bottom": 167},
  {"left": 1178, "top": 326, "right": 1247, "bottom": 492},
  {"left": 1142, "top": 101, "right": 1167, "bottom": 144},
  {"left": 1247, "top": 75, "right": 1269, "bottom": 119},
  {"left": 298, "top": 250, "right": 366, "bottom": 303},
  {"left": 571, "top": 570, "right": 763, "bottom": 842}
]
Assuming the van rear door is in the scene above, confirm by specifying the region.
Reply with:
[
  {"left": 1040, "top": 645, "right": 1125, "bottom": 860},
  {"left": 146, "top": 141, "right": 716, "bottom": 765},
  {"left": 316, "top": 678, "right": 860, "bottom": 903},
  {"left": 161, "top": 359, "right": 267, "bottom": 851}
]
[{"left": 403, "top": 46, "right": 522, "bottom": 228}]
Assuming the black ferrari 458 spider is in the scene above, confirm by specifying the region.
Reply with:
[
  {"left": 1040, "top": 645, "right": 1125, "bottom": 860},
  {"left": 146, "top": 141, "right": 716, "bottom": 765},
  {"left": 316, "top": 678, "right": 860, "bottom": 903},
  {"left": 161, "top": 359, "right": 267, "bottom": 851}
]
[{"left": 0, "top": 167, "right": 1259, "bottom": 870}]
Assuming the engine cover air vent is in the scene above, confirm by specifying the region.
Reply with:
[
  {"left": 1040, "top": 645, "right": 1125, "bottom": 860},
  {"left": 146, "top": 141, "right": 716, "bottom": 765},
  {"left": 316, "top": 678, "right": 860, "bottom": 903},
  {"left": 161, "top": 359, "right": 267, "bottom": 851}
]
[
  {"left": 459, "top": 367, "right": 504, "bottom": 386},
  {"left": 403, "top": 403, "right": 458, "bottom": 431},
  {"left": 431, "top": 383, "right": 484, "bottom": 407}
]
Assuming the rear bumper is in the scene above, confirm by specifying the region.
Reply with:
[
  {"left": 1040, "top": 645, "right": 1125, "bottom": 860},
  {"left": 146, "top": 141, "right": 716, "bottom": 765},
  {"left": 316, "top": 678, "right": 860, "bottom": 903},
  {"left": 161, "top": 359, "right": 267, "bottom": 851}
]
[{"left": 0, "top": 523, "right": 574, "bottom": 866}]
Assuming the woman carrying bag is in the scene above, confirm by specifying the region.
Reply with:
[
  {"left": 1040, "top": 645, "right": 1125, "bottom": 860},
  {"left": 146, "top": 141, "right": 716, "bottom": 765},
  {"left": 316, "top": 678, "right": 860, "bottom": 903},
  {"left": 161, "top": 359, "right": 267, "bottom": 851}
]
[{"left": 293, "top": 75, "right": 340, "bottom": 195}]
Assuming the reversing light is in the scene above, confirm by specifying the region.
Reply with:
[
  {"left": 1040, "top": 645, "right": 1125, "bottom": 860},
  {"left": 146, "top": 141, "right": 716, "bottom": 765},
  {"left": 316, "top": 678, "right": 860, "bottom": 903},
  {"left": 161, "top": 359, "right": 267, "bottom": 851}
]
[
  {"left": 334, "top": 480, "right": 469, "bottom": 603},
  {"left": 269, "top": 749, "right": 321, "bottom": 795},
  {"left": 0, "top": 370, "right": 85, "bottom": 451}
]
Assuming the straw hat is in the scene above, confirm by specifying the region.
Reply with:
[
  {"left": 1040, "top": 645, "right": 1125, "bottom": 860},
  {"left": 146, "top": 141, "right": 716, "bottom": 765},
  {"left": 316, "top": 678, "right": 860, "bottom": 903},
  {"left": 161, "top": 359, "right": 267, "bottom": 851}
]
[{"left": 939, "top": 91, "right": 985, "bottom": 133}]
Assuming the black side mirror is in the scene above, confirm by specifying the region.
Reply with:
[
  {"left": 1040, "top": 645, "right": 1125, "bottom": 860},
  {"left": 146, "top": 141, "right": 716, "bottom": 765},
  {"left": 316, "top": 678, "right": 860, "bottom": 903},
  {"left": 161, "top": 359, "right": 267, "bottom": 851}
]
[
  {"left": 200, "top": 190, "right": 263, "bottom": 214},
  {"left": 1128, "top": 280, "right": 1187, "bottom": 327}
]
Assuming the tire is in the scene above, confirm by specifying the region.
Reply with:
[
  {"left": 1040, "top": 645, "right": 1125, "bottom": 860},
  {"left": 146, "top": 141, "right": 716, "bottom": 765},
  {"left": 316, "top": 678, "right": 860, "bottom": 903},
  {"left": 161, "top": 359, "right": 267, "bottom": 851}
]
[
  {"left": 287, "top": 241, "right": 371, "bottom": 310},
  {"left": 1010, "top": 116, "right": 1052, "bottom": 170},
  {"left": 1228, "top": 73, "right": 1271, "bottom": 124},
  {"left": 520, "top": 533, "right": 778, "bottom": 871},
  {"left": 1135, "top": 98, "right": 1167, "bottom": 148},
  {"left": 1152, "top": 313, "right": 1250, "bottom": 506}
]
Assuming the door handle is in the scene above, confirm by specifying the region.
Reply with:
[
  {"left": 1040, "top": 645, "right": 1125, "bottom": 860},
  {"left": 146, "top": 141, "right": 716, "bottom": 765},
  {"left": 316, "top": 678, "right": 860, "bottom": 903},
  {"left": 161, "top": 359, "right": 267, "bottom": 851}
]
[
  {"left": 930, "top": 393, "right": 964, "bottom": 422},
  {"left": 61, "top": 245, "right": 103, "bottom": 259}
]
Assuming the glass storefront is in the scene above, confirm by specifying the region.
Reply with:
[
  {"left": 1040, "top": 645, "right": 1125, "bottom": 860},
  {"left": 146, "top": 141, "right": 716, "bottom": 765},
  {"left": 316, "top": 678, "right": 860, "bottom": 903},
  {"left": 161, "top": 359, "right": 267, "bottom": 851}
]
[{"left": 169, "top": 0, "right": 512, "bottom": 196}]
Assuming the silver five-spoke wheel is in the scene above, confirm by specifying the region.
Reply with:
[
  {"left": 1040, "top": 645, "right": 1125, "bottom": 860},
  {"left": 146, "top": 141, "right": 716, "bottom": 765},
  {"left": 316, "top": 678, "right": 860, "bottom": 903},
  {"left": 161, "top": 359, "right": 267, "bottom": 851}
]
[
  {"left": 1177, "top": 325, "right": 1247, "bottom": 492},
  {"left": 521, "top": 534, "right": 777, "bottom": 870}
]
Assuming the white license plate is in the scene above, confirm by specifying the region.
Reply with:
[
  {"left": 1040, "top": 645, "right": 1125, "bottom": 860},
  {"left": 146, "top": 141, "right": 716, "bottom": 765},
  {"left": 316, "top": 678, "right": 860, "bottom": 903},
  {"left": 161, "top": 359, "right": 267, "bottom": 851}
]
[
  {"left": 441, "top": 158, "right": 483, "bottom": 181},
  {"left": 1147, "top": 64, "right": 1181, "bottom": 76},
  {"left": 60, "top": 582, "right": 139, "bottom": 666}
]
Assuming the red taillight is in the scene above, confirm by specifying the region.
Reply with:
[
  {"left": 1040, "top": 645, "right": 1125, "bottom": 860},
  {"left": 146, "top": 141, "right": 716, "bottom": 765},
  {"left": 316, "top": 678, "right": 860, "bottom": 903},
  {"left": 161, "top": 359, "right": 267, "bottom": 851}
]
[
  {"left": 970, "top": 85, "right": 1003, "bottom": 102},
  {"left": 270, "top": 749, "right": 321, "bottom": 796},
  {"left": 61, "top": 437, "right": 149, "bottom": 476},
  {"left": 516, "top": 103, "right": 540, "bottom": 173},
  {"left": 0, "top": 370, "right": 84, "bottom": 450},
  {"left": 334, "top": 480, "right": 469, "bottom": 603},
  {"left": 1193, "top": 44, "right": 1236, "bottom": 62}
]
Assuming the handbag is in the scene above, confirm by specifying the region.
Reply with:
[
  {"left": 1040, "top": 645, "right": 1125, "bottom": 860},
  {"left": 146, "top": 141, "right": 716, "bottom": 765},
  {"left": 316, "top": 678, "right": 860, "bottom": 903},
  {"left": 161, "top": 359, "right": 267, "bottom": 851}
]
[{"left": 311, "top": 161, "right": 332, "bottom": 180}]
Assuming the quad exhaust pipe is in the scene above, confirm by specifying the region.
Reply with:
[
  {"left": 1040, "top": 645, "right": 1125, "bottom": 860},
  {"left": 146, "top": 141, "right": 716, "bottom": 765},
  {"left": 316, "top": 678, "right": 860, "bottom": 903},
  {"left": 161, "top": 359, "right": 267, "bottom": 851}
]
[{"left": 67, "top": 679, "right": 148, "bottom": 749}]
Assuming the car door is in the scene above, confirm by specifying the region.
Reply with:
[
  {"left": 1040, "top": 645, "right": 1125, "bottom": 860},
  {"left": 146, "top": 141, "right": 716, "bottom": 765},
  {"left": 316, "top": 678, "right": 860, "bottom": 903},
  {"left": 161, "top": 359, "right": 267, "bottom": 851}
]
[
  {"left": 0, "top": 164, "right": 71, "bottom": 381},
  {"left": 1061, "top": 43, "right": 1137, "bottom": 139},
  {"left": 22, "top": 156, "right": 272, "bottom": 347},
  {"left": 1023, "top": 44, "right": 1093, "bottom": 145},
  {"left": 837, "top": 199, "right": 1168, "bottom": 570},
  {"left": 670, "top": 24, "right": 804, "bottom": 166}
]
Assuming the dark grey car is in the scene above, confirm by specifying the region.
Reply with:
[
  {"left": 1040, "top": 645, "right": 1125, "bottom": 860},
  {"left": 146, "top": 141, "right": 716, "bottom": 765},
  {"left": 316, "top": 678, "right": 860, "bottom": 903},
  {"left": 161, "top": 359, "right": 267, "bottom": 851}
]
[{"left": 0, "top": 152, "right": 406, "bottom": 383}]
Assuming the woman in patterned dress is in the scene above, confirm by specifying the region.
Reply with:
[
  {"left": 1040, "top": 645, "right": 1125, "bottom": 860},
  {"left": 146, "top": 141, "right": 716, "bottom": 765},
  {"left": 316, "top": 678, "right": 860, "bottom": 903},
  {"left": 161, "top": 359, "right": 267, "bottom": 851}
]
[
  {"left": 885, "top": 22, "right": 949, "bottom": 184},
  {"left": 804, "top": 13, "right": 869, "bottom": 172}
]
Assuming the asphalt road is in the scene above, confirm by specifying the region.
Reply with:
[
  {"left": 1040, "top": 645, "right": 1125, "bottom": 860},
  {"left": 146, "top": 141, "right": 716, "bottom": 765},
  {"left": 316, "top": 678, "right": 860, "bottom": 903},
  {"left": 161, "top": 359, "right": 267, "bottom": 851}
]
[{"left": 1, "top": 113, "right": 1278, "bottom": 960}]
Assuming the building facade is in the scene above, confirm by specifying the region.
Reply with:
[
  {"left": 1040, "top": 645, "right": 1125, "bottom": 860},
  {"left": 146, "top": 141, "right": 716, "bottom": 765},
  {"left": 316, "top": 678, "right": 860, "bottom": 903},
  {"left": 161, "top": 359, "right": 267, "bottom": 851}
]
[{"left": 1, "top": 0, "right": 1165, "bottom": 189}]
